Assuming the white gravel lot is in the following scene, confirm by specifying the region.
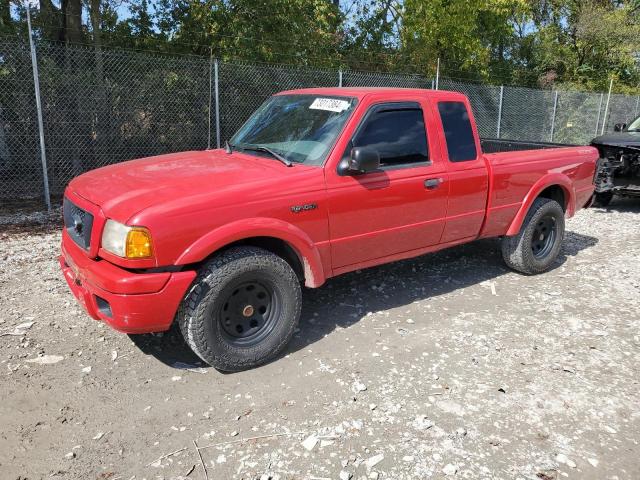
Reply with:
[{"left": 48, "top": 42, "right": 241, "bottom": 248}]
[{"left": 1, "top": 199, "right": 639, "bottom": 480}]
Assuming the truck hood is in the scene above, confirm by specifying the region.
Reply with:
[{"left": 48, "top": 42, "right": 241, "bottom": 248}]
[
  {"left": 591, "top": 131, "right": 640, "bottom": 149},
  {"left": 68, "top": 149, "right": 318, "bottom": 221}
]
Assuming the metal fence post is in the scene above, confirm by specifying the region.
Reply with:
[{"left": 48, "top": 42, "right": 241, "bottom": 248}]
[
  {"left": 550, "top": 90, "right": 559, "bottom": 142},
  {"left": 26, "top": 4, "right": 51, "bottom": 211},
  {"left": 207, "top": 50, "right": 213, "bottom": 149},
  {"left": 214, "top": 58, "right": 221, "bottom": 149},
  {"left": 435, "top": 57, "right": 440, "bottom": 90},
  {"left": 601, "top": 77, "right": 613, "bottom": 135},
  {"left": 635, "top": 96, "right": 639, "bottom": 118},
  {"left": 496, "top": 85, "right": 504, "bottom": 138},
  {"left": 595, "top": 93, "right": 604, "bottom": 136},
  {"left": 338, "top": 69, "right": 343, "bottom": 87}
]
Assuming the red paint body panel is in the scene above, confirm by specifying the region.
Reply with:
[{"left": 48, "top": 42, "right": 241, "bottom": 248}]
[
  {"left": 60, "top": 87, "right": 598, "bottom": 333},
  {"left": 434, "top": 93, "right": 490, "bottom": 243},
  {"left": 482, "top": 146, "right": 598, "bottom": 237},
  {"left": 62, "top": 232, "right": 170, "bottom": 294},
  {"left": 60, "top": 245, "right": 196, "bottom": 333},
  {"left": 324, "top": 93, "right": 449, "bottom": 268}
]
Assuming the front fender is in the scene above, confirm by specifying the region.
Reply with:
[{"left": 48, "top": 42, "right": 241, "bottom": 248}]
[
  {"left": 506, "top": 174, "right": 574, "bottom": 237},
  {"left": 175, "top": 217, "right": 327, "bottom": 288}
]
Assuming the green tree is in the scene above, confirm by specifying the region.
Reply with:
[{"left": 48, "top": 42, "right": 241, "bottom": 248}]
[
  {"left": 340, "top": 0, "right": 404, "bottom": 70},
  {"left": 1, "top": 0, "right": 638, "bottom": 92},
  {"left": 518, "top": 0, "right": 640, "bottom": 91},
  {"left": 400, "top": 0, "right": 529, "bottom": 80},
  {"left": 154, "top": 0, "right": 342, "bottom": 63}
]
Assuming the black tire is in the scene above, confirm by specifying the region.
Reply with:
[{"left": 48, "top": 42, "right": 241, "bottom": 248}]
[
  {"left": 178, "top": 246, "right": 302, "bottom": 372},
  {"left": 501, "top": 198, "right": 565, "bottom": 275},
  {"left": 593, "top": 191, "right": 613, "bottom": 207}
]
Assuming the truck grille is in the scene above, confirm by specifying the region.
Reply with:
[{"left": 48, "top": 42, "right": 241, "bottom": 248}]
[{"left": 63, "top": 198, "right": 94, "bottom": 250}]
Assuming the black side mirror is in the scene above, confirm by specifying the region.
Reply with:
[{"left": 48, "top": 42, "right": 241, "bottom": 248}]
[
  {"left": 339, "top": 147, "right": 380, "bottom": 175},
  {"left": 614, "top": 123, "right": 627, "bottom": 132}
]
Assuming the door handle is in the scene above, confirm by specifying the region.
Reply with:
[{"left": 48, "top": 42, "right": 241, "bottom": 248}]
[{"left": 424, "top": 178, "right": 442, "bottom": 190}]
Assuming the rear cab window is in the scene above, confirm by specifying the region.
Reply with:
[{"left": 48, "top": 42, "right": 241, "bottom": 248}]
[
  {"left": 437, "top": 101, "right": 477, "bottom": 162},
  {"left": 350, "top": 102, "right": 429, "bottom": 169}
]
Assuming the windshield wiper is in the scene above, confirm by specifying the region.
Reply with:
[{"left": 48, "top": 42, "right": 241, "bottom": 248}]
[{"left": 238, "top": 144, "right": 293, "bottom": 167}]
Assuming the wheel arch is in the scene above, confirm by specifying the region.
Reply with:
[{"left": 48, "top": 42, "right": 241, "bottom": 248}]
[
  {"left": 221, "top": 237, "right": 305, "bottom": 283},
  {"left": 506, "top": 175, "right": 574, "bottom": 237},
  {"left": 538, "top": 185, "right": 567, "bottom": 211},
  {"left": 175, "top": 218, "right": 327, "bottom": 288}
]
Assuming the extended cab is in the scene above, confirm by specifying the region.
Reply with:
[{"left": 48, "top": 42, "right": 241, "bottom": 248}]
[{"left": 60, "top": 88, "right": 598, "bottom": 371}]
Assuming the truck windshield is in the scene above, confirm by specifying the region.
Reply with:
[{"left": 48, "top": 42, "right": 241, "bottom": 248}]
[
  {"left": 627, "top": 116, "right": 640, "bottom": 131},
  {"left": 230, "top": 94, "right": 357, "bottom": 165}
]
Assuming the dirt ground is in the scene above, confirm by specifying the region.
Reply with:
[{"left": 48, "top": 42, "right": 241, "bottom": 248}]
[{"left": 1, "top": 199, "right": 639, "bottom": 480}]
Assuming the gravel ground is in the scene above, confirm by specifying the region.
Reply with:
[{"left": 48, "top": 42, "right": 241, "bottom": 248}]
[{"left": 1, "top": 200, "right": 639, "bottom": 480}]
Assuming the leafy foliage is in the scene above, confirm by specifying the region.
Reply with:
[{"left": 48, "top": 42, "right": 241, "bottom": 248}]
[{"left": 2, "top": 0, "right": 639, "bottom": 91}]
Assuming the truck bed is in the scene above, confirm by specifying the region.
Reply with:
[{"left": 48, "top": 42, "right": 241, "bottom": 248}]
[
  {"left": 479, "top": 142, "right": 598, "bottom": 238},
  {"left": 481, "top": 138, "right": 575, "bottom": 154}
]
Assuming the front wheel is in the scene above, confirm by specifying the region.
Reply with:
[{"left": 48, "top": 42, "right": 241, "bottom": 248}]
[
  {"left": 501, "top": 198, "right": 565, "bottom": 275},
  {"left": 178, "top": 247, "right": 302, "bottom": 372}
]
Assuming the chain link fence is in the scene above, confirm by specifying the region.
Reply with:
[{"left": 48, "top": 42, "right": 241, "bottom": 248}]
[
  {"left": 0, "top": 41, "right": 42, "bottom": 200},
  {"left": 1, "top": 38, "right": 639, "bottom": 207},
  {"left": 438, "top": 79, "right": 502, "bottom": 138},
  {"left": 218, "top": 61, "right": 337, "bottom": 144},
  {"left": 342, "top": 70, "right": 430, "bottom": 89},
  {"left": 37, "top": 43, "right": 211, "bottom": 196}
]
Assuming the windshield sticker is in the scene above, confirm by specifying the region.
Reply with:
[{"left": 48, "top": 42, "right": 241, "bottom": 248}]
[{"left": 309, "top": 98, "right": 350, "bottom": 112}]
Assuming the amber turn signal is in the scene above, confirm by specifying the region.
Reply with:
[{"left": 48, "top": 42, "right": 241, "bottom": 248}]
[{"left": 125, "top": 228, "right": 153, "bottom": 259}]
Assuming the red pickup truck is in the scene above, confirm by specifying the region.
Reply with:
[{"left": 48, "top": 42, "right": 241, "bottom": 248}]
[{"left": 60, "top": 88, "right": 598, "bottom": 371}]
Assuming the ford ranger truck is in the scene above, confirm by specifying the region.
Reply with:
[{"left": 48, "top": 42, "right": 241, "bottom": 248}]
[{"left": 60, "top": 88, "right": 598, "bottom": 371}]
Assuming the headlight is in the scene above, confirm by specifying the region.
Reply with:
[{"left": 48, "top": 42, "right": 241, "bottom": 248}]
[{"left": 101, "top": 219, "right": 153, "bottom": 259}]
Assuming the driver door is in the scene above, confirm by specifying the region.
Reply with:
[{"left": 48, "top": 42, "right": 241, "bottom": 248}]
[{"left": 325, "top": 99, "right": 449, "bottom": 270}]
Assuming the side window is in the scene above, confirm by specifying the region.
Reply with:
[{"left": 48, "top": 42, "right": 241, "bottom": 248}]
[
  {"left": 353, "top": 106, "right": 429, "bottom": 167},
  {"left": 438, "top": 101, "right": 477, "bottom": 162}
]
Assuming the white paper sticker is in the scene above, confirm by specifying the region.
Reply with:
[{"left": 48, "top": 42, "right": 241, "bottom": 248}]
[{"left": 309, "top": 98, "right": 350, "bottom": 112}]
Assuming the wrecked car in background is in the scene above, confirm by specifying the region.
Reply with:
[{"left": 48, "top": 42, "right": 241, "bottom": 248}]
[{"left": 592, "top": 115, "right": 640, "bottom": 206}]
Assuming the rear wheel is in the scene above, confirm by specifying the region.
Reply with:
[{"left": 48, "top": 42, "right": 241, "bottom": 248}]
[
  {"left": 501, "top": 198, "right": 565, "bottom": 275},
  {"left": 178, "top": 247, "right": 301, "bottom": 372}
]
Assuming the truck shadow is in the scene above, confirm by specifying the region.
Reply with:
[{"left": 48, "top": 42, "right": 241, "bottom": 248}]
[
  {"left": 129, "top": 230, "right": 598, "bottom": 370},
  {"left": 288, "top": 230, "right": 597, "bottom": 354},
  {"left": 592, "top": 196, "right": 640, "bottom": 213}
]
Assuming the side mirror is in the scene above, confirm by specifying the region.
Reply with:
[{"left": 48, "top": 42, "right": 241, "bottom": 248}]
[
  {"left": 614, "top": 123, "right": 627, "bottom": 132},
  {"left": 340, "top": 147, "right": 380, "bottom": 175}
]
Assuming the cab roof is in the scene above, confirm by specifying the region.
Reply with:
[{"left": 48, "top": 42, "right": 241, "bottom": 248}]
[{"left": 277, "top": 87, "right": 468, "bottom": 102}]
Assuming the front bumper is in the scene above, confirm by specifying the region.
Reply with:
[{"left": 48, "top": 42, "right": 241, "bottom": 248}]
[{"left": 60, "top": 236, "right": 196, "bottom": 334}]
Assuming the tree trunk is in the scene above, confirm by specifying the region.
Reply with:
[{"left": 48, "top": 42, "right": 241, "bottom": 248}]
[
  {"left": 61, "top": 0, "right": 82, "bottom": 44},
  {"left": 60, "top": 0, "right": 84, "bottom": 177},
  {"left": 90, "top": 0, "right": 111, "bottom": 171},
  {"left": 0, "top": 0, "right": 12, "bottom": 30},
  {"left": 38, "top": 0, "right": 63, "bottom": 41}
]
